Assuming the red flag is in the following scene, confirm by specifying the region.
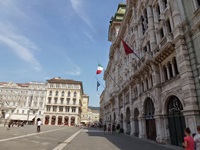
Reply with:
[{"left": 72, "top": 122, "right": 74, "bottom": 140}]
[{"left": 120, "top": 38, "right": 134, "bottom": 55}]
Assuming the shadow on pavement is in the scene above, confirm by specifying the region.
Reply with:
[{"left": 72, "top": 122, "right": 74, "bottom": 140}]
[{"left": 83, "top": 127, "right": 183, "bottom": 150}]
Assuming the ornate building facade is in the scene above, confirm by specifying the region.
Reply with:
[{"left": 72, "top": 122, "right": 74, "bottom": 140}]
[
  {"left": 43, "top": 77, "right": 83, "bottom": 126},
  {"left": 80, "top": 94, "right": 89, "bottom": 124},
  {"left": 101, "top": 0, "right": 200, "bottom": 147},
  {"left": 0, "top": 82, "right": 46, "bottom": 124}
]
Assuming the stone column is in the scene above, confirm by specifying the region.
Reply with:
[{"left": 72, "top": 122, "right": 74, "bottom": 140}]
[
  {"left": 49, "top": 115, "right": 52, "bottom": 125},
  {"left": 138, "top": 115, "right": 146, "bottom": 139},
  {"left": 147, "top": 5, "right": 156, "bottom": 50},
  {"left": 123, "top": 117, "right": 127, "bottom": 134},
  {"left": 69, "top": 116, "right": 71, "bottom": 126},
  {"left": 55, "top": 116, "right": 58, "bottom": 125},
  {"left": 169, "top": 0, "right": 181, "bottom": 27},
  {"left": 130, "top": 117, "right": 135, "bottom": 136},
  {"left": 154, "top": 114, "right": 165, "bottom": 143},
  {"left": 163, "top": 115, "right": 170, "bottom": 144}
]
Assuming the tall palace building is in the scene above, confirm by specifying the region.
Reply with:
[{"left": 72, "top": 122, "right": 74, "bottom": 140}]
[
  {"left": 100, "top": 0, "right": 200, "bottom": 147},
  {"left": 43, "top": 77, "right": 85, "bottom": 126}
]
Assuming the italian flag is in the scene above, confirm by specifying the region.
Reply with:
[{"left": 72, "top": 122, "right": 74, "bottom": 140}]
[{"left": 96, "top": 63, "right": 104, "bottom": 74}]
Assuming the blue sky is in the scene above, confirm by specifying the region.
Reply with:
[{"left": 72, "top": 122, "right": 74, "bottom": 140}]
[{"left": 0, "top": 0, "right": 125, "bottom": 107}]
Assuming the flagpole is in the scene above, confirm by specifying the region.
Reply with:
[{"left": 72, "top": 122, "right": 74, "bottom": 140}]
[
  {"left": 119, "top": 36, "right": 141, "bottom": 61},
  {"left": 105, "top": 71, "right": 120, "bottom": 89}
]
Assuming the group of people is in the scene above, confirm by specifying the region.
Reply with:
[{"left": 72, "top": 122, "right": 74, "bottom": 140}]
[
  {"left": 183, "top": 126, "right": 200, "bottom": 150},
  {"left": 103, "top": 123, "right": 122, "bottom": 134}
]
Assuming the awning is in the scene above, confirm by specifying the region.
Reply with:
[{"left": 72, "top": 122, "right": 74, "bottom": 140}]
[
  {"left": 10, "top": 115, "right": 35, "bottom": 121},
  {"left": 81, "top": 120, "right": 89, "bottom": 123}
]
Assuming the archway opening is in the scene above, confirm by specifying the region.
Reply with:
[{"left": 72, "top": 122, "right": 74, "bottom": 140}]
[
  {"left": 71, "top": 117, "right": 75, "bottom": 126},
  {"left": 134, "top": 108, "right": 139, "bottom": 137},
  {"left": 145, "top": 98, "right": 156, "bottom": 141},
  {"left": 58, "top": 116, "right": 62, "bottom": 125},
  {"left": 167, "top": 95, "right": 185, "bottom": 147},
  {"left": 51, "top": 116, "right": 56, "bottom": 125},
  {"left": 45, "top": 115, "right": 49, "bottom": 125},
  {"left": 126, "top": 107, "right": 131, "bottom": 134},
  {"left": 64, "top": 116, "right": 69, "bottom": 125}
]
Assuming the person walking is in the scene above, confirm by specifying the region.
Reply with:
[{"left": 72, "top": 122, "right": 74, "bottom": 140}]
[
  {"left": 182, "top": 127, "right": 195, "bottom": 150},
  {"left": 103, "top": 123, "right": 107, "bottom": 135},
  {"left": 37, "top": 118, "right": 42, "bottom": 132},
  {"left": 112, "top": 123, "right": 115, "bottom": 135},
  {"left": 194, "top": 125, "right": 200, "bottom": 150}
]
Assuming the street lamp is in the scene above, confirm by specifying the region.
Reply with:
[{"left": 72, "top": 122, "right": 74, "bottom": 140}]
[{"left": 27, "top": 95, "right": 33, "bottom": 125}]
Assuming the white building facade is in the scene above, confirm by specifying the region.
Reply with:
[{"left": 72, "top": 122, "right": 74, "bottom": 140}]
[
  {"left": 101, "top": 0, "right": 200, "bottom": 147},
  {"left": 0, "top": 82, "right": 46, "bottom": 124},
  {"left": 43, "top": 77, "right": 83, "bottom": 126}
]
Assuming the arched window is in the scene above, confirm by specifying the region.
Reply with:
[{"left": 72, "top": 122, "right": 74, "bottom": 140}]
[
  {"left": 168, "top": 62, "right": 173, "bottom": 78},
  {"left": 142, "top": 82, "right": 144, "bottom": 92},
  {"left": 61, "top": 91, "right": 65, "bottom": 97},
  {"left": 55, "top": 91, "right": 58, "bottom": 96},
  {"left": 146, "top": 78, "right": 149, "bottom": 90},
  {"left": 163, "top": 66, "right": 168, "bottom": 81},
  {"left": 163, "top": 0, "right": 168, "bottom": 9},
  {"left": 172, "top": 57, "right": 179, "bottom": 75},
  {"left": 74, "top": 91, "right": 77, "bottom": 97},
  {"left": 67, "top": 91, "right": 71, "bottom": 97},
  {"left": 156, "top": 4, "right": 161, "bottom": 22},
  {"left": 150, "top": 75, "right": 153, "bottom": 87},
  {"left": 49, "top": 91, "right": 52, "bottom": 96}
]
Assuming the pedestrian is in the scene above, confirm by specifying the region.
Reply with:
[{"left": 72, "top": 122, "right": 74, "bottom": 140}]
[
  {"left": 7, "top": 121, "right": 12, "bottom": 130},
  {"left": 103, "top": 123, "right": 107, "bottom": 135},
  {"left": 194, "top": 125, "right": 200, "bottom": 150},
  {"left": 182, "top": 127, "right": 194, "bottom": 150},
  {"left": 108, "top": 124, "right": 111, "bottom": 134},
  {"left": 37, "top": 118, "right": 42, "bottom": 132},
  {"left": 112, "top": 123, "right": 115, "bottom": 135},
  {"left": 116, "top": 124, "right": 120, "bottom": 134}
]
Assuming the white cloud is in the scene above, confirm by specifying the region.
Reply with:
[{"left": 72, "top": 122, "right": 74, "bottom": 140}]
[
  {"left": 84, "top": 31, "right": 96, "bottom": 43},
  {"left": 0, "top": 23, "right": 41, "bottom": 71},
  {"left": 70, "top": 0, "right": 96, "bottom": 32},
  {"left": 64, "top": 57, "right": 81, "bottom": 76}
]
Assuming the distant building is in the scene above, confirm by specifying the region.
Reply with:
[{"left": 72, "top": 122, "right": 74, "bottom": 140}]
[
  {"left": 87, "top": 108, "right": 100, "bottom": 124},
  {"left": 80, "top": 94, "right": 89, "bottom": 124},
  {"left": 0, "top": 81, "right": 46, "bottom": 124},
  {"left": 43, "top": 77, "right": 84, "bottom": 126}
]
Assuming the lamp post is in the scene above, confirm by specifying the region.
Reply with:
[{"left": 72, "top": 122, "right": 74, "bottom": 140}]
[{"left": 27, "top": 95, "right": 33, "bottom": 125}]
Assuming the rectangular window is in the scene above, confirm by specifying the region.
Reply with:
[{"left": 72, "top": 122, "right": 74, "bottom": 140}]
[
  {"left": 59, "top": 106, "right": 63, "bottom": 112},
  {"left": 166, "top": 19, "right": 172, "bottom": 33},
  {"left": 72, "top": 107, "right": 76, "bottom": 113},
  {"left": 60, "top": 98, "right": 64, "bottom": 104},
  {"left": 39, "top": 111, "right": 41, "bottom": 115},
  {"left": 67, "top": 98, "right": 70, "bottom": 105},
  {"left": 22, "top": 110, "right": 24, "bottom": 114},
  {"left": 160, "top": 28, "right": 164, "bottom": 39},
  {"left": 54, "top": 98, "right": 57, "bottom": 104},
  {"left": 65, "top": 106, "right": 70, "bottom": 112},
  {"left": 47, "top": 106, "right": 51, "bottom": 111},
  {"left": 53, "top": 106, "right": 57, "bottom": 112}
]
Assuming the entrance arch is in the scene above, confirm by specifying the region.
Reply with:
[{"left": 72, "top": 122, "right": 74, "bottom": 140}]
[
  {"left": 71, "top": 117, "right": 75, "bottom": 126},
  {"left": 64, "top": 116, "right": 69, "bottom": 125},
  {"left": 134, "top": 108, "right": 139, "bottom": 137},
  {"left": 51, "top": 116, "right": 56, "bottom": 125},
  {"left": 126, "top": 107, "right": 131, "bottom": 134},
  {"left": 167, "top": 95, "right": 185, "bottom": 146},
  {"left": 45, "top": 115, "right": 49, "bottom": 125},
  {"left": 144, "top": 98, "right": 156, "bottom": 141},
  {"left": 58, "top": 116, "right": 62, "bottom": 125}
]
